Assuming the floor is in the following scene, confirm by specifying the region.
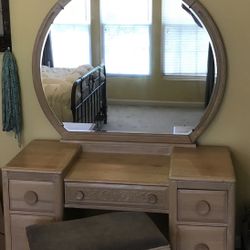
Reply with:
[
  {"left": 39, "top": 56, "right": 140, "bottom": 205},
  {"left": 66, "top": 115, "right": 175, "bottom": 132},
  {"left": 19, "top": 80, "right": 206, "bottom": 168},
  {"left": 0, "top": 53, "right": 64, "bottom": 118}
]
[{"left": 102, "top": 104, "right": 204, "bottom": 134}]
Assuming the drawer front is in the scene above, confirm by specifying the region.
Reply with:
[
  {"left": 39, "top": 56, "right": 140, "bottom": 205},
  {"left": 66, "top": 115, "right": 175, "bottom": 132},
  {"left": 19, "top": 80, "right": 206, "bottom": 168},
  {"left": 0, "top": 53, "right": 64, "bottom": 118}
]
[
  {"left": 177, "top": 225, "right": 226, "bottom": 250},
  {"left": 65, "top": 182, "right": 169, "bottom": 212},
  {"left": 10, "top": 214, "right": 54, "bottom": 250},
  {"left": 9, "top": 180, "right": 55, "bottom": 213},
  {"left": 177, "top": 189, "right": 227, "bottom": 223}
]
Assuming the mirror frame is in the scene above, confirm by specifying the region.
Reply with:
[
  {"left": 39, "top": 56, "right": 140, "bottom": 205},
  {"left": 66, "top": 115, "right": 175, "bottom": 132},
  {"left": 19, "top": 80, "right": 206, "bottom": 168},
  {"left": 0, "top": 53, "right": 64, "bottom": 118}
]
[
  {"left": 0, "top": 0, "right": 11, "bottom": 51},
  {"left": 32, "top": 0, "right": 227, "bottom": 144}
]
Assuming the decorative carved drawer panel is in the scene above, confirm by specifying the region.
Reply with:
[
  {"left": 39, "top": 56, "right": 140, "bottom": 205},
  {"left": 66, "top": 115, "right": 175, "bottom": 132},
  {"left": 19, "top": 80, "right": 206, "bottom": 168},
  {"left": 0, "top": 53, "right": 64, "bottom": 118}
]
[
  {"left": 65, "top": 182, "right": 169, "bottom": 213},
  {"left": 177, "top": 189, "right": 228, "bottom": 223},
  {"left": 9, "top": 180, "right": 55, "bottom": 213}
]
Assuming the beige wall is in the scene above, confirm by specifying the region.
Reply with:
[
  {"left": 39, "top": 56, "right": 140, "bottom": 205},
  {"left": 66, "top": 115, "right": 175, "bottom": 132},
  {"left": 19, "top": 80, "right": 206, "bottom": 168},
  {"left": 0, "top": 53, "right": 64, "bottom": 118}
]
[
  {"left": 107, "top": 77, "right": 205, "bottom": 104},
  {"left": 0, "top": 0, "right": 249, "bottom": 223}
]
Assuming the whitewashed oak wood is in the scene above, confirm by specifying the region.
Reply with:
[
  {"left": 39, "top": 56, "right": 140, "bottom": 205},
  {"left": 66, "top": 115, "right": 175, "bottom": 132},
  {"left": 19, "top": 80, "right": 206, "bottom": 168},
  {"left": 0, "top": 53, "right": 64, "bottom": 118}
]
[
  {"left": 177, "top": 189, "right": 227, "bottom": 223},
  {"left": 2, "top": 140, "right": 81, "bottom": 250},
  {"left": 10, "top": 214, "right": 54, "bottom": 250},
  {"left": 169, "top": 146, "right": 235, "bottom": 250},
  {"left": 4, "top": 139, "right": 81, "bottom": 174},
  {"left": 65, "top": 182, "right": 169, "bottom": 213},
  {"left": 177, "top": 225, "right": 227, "bottom": 250},
  {"left": 2, "top": 140, "right": 235, "bottom": 250},
  {"left": 169, "top": 146, "right": 235, "bottom": 183},
  {"left": 65, "top": 152, "right": 170, "bottom": 185},
  {"left": 9, "top": 180, "right": 55, "bottom": 213},
  {"left": 65, "top": 152, "right": 170, "bottom": 213}
]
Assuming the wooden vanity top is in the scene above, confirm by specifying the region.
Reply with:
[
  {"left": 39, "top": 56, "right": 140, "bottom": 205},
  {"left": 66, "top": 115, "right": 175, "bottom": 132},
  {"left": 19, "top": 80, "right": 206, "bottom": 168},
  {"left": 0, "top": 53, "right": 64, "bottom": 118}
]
[
  {"left": 169, "top": 146, "right": 236, "bottom": 182},
  {"left": 4, "top": 140, "right": 81, "bottom": 174},
  {"left": 4, "top": 140, "right": 235, "bottom": 184},
  {"left": 65, "top": 152, "right": 170, "bottom": 186}
]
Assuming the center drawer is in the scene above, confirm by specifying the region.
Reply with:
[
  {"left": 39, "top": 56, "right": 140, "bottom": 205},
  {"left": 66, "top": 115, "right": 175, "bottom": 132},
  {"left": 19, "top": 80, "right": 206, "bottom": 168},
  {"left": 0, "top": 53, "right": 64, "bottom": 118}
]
[{"left": 65, "top": 182, "right": 169, "bottom": 213}]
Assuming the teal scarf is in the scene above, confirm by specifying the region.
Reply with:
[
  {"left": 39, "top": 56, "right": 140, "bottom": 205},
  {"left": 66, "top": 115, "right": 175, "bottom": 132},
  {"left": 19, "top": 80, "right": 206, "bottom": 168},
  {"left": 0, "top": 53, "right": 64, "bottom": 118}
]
[{"left": 2, "top": 49, "right": 22, "bottom": 146}]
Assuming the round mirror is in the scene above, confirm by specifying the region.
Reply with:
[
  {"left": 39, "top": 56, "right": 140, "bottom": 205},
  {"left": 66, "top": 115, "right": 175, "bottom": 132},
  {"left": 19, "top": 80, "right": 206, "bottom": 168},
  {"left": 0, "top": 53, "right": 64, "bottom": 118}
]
[{"left": 33, "top": 0, "right": 227, "bottom": 144}]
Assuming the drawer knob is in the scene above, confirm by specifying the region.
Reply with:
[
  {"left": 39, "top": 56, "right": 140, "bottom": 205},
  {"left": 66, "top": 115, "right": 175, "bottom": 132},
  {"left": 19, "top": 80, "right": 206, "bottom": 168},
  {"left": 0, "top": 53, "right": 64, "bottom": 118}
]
[
  {"left": 147, "top": 194, "right": 158, "bottom": 204},
  {"left": 196, "top": 200, "right": 211, "bottom": 216},
  {"left": 195, "top": 243, "right": 209, "bottom": 250},
  {"left": 24, "top": 191, "right": 38, "bottom": 205},
  {"left": 75, "top": 191, "right": 85, "bottom": 201}
]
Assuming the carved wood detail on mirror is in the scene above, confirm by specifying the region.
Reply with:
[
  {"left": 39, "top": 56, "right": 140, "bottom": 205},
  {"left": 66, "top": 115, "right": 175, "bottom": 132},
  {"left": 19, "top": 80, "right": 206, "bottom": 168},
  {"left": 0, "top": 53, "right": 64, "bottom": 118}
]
[{"left": 32, "top": 0, "right": 227, "bottom": 144}]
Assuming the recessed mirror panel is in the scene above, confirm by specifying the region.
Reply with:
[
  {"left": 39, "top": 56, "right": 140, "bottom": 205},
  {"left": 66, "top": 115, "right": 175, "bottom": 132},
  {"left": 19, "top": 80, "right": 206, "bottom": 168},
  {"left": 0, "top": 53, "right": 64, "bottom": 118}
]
[{"left": 33, "top": 0, "right": 226, "bottom": 143}]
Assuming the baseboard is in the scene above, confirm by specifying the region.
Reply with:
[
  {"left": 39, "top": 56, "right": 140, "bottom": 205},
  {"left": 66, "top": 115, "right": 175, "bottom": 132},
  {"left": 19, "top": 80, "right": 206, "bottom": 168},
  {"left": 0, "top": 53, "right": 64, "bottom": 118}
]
[{"left": 107, "top": 99, "right": 204, "bottom": 108}]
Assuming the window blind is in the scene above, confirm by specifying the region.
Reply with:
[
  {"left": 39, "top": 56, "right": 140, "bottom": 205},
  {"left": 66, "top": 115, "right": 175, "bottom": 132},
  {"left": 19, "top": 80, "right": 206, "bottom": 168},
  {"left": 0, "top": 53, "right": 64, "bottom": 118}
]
[{"left": 162, "top": 0, "right": 210, "bottom": 77}]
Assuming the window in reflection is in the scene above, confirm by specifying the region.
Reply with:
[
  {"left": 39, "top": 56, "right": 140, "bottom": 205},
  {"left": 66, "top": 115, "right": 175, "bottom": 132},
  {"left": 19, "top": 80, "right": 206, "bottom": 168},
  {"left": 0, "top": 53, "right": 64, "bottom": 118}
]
[
  {"left": 40, "top": 0, "right": 214, "bottom": 134},
  {"left": 101, "top": 0, "right": 152, "bottom": 75},
  {"left": 48, "top": 0, "right": 210, "bottom": 77},
  {"left": 50, "top": 0, "right": 91, "bottom": 67},
  {"left": 162, "top": 0, "right": 210, "bottom": 77}
]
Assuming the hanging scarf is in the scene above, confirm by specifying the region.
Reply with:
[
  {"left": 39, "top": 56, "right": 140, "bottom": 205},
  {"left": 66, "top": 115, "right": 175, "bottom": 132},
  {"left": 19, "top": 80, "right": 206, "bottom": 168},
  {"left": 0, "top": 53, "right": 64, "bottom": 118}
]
[{"left": 2, "top": 49, "right": 22, "bottom": 146}]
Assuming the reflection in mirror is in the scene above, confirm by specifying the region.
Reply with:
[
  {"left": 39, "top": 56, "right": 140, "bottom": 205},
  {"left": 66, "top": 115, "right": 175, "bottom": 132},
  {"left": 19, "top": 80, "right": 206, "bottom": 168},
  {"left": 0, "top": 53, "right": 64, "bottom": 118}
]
[{"left": 40, "top": 0, "right": 215, "bottom": 135}]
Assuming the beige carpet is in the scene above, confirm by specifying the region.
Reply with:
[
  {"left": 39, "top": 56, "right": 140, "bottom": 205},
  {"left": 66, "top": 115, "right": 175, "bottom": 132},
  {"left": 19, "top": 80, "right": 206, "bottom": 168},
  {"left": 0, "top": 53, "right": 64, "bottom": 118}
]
[{"left": 102, "top": 104, "right": 204, "bottom": 134}]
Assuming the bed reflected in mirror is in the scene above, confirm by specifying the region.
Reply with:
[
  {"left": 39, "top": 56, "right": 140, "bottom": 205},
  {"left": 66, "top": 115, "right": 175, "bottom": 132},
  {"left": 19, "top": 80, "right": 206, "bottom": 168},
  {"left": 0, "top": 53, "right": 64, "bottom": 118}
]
[{"left": 40, "top": 0, "right": 216, "bottom": 135}]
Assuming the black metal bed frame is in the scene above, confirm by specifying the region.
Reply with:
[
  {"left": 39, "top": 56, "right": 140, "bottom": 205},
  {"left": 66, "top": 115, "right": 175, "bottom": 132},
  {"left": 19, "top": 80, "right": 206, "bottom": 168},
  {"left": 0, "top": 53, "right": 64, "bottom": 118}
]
[{"left": 71, "top": 65, "right": 107, "bottom": 129}]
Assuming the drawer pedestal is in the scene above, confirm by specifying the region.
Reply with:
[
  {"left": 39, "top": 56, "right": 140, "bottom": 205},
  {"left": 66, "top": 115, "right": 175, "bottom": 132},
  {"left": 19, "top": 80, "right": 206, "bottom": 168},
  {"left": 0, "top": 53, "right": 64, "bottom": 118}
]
[{"left": 169, "top": 147, "right": 235, "bottom": 250}]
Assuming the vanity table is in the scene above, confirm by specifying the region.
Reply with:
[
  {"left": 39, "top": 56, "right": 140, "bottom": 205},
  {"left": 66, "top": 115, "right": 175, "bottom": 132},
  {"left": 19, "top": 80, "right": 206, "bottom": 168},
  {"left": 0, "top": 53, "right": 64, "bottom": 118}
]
[
  {"left": 2, "top": 140, "right": 235, "bottom": 250},
  {"left": 2, "top": 1, "right": 232, "bottom": 248}
]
